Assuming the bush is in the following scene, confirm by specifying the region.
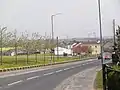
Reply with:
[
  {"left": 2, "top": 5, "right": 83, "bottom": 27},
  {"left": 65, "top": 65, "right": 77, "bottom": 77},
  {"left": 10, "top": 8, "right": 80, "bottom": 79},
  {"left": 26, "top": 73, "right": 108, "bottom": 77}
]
[{"left": 107, "top": 67, "right": 120, "bottom": 90}]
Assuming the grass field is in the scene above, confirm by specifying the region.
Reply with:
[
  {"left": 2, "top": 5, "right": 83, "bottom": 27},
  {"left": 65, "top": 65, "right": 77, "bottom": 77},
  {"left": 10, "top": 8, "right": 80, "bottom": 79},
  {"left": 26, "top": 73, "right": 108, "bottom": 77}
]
[
  {"left": 1, "top": 47, "right": 22, "bottom": 51},
  {"left": 0, "top": 54, "right": 83, "bottom": 69},
  {"left": 2, "top": 47, "right": 14, "bottom": 51},
  {"left": 95, "top": 70, "right": 103, "bottom": 90}
]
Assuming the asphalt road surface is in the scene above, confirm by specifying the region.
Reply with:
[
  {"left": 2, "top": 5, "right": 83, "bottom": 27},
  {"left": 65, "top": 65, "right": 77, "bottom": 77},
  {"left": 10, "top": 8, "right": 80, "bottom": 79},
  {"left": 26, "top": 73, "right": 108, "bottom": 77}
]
[{"left": 0, "top": 59, "right": 100, "bottom": 90}]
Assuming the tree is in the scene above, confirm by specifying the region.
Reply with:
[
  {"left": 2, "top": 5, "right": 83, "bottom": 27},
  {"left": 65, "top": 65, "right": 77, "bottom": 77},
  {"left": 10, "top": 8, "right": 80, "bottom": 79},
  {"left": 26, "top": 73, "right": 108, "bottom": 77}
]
[
  {"left": 31, "top": 32, "right": 42, "bottom": 63},
  {"left": 112, "top": 25, "right": 120, "bottom": 64},
  {"left": 0, "top": 27, "right": 14, "bottom": 64},
  {"left": 116, "top": 26, "right": 120, "bottom": 52},
  {"left": 12, "top": 30, "right": 19, "bottom": 64},
  {"left": 20, "top": 31, "right": 30, "bottom": 64},
  {"left": 0, "top": 27, "right": 7, "bottom": 65}
]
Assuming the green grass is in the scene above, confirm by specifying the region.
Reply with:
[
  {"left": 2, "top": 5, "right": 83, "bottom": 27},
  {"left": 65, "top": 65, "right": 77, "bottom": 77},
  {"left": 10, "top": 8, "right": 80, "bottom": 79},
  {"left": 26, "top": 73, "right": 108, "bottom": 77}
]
[
  {"left": 0, "top": 54, "right": 82, "bottom": 69},
  {"left": 0, "top": 54, "right": 95, "bottom": 69},
  {"left": 2, "top": 47, "right": 14, "bottom": 51},
  {"left": 1, "top": 47, "right": 22, "bottom": 51},
  {"left": 95, "top": 70, "right": 103, "bottom": 90}
]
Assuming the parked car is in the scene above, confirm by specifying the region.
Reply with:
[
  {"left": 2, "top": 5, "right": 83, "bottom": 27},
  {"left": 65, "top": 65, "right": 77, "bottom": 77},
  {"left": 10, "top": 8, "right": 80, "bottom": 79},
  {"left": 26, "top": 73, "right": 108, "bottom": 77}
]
[
  {"left": 103, "top": 52, "right": 112, "bottom": 60},
  {"left": 97, "top": 52, "right": 112, "bottom": 60},
  {"left": 98, "top": 52, "right": 112, "bottom": 60},
  {"left": 98, "top": 55, "right": 101, "bottom": 60}
]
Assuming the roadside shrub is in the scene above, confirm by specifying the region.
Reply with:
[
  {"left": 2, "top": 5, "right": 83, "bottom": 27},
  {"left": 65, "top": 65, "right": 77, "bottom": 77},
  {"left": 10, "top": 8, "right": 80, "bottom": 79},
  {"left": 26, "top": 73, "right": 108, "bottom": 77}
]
[{"left": 107, "top": 68, "right": 120, "bottom": 90}]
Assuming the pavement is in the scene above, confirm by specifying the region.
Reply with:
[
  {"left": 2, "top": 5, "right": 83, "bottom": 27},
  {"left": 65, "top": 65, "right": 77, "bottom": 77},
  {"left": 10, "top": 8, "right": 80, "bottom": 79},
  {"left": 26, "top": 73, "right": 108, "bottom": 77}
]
[
  {"left": 0, "top": 58, "right": 100, "bottom": 90},
  {"left": 54, "top": 66, "right": 101, "bottom": 90}
]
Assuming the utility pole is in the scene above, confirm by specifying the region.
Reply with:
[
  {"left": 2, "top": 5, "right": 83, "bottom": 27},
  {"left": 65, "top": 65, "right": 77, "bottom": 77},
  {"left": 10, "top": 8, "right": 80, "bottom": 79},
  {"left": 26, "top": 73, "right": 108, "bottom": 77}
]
[
  {"left": 97, "top": 0, "right": 106, "bottom": 90},
  {"left": 51, "top": 16, "right": 54, "bottom": 44},
  {"left": 113, "top": 19, "right": 116, "bottom": 45}
]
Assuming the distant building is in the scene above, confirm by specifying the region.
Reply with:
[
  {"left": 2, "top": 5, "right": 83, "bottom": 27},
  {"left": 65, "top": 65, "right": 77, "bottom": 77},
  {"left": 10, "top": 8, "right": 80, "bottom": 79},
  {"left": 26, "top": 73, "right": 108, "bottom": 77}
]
[
  {"left": 71, "top": 40, "right": 100, "bottom": 55},
  {"left": 82, "top": 41, "right": 100, "bottom": 55},
  {"left": 54, "top": 47, "right": 72, "bottom": 56},
  {"left": 71, "top": 43, "right": 89, "bottom": 55}
]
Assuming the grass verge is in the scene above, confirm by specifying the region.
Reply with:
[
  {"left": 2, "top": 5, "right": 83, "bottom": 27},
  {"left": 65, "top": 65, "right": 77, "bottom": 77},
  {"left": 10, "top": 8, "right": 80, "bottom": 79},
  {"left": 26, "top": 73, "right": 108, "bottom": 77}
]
[
  {"left": 94, "top": 70, "right": 103, "bottom": 90},
  {"left": 0, "top": 55, "right": 81, "bottom": 69},
  {"left": 0, "top": 54, "right": 95, "bottom": 69}
]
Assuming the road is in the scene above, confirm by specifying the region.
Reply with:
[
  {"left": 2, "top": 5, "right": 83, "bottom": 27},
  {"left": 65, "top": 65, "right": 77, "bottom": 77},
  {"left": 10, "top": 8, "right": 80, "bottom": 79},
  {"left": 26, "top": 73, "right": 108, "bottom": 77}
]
[{"left": 0, "top": 59, "right": 100, "bottom": 90}]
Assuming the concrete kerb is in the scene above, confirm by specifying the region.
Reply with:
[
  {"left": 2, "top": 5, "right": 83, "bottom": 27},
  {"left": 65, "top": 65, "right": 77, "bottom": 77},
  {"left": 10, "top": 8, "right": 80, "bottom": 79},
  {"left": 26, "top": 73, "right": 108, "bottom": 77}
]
[{"left": 0, "top": 57, "right": 96, "bottom": 72}]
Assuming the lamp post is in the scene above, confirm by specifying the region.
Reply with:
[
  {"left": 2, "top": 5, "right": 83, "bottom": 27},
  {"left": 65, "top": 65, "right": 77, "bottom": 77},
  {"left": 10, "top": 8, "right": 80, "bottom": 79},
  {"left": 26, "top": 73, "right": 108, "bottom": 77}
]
[
  {"left": 51, "top": 13, "right": 62, "bottom": 44},
  {"left": 97, "top": 0, "right": 106, "bottom": 90},
  {"left": 51, "top": 13, "right": 61, "bottom": 64}
]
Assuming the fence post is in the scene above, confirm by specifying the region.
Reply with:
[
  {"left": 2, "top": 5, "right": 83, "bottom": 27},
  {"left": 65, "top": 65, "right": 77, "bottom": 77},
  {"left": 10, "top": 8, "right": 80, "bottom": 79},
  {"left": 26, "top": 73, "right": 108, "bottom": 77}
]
[
  {"left": 56, "top": 36, "right": 59, "bottom": 61},
  {"left": 44, "top": 51, "right": 45, "bottom": 65},
  {"left": 50, "top": 49, "right": 52, "bottom": 65},
  {"left": 35, "top": 53, "right": 37, "bottom": 63}
]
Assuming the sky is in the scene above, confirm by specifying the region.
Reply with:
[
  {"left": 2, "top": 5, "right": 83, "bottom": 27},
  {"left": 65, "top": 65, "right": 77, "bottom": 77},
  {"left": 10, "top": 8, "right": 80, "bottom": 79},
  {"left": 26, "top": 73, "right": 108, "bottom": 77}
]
[{"left": 0, "top": 0, "right": 120, "bottom": 38}]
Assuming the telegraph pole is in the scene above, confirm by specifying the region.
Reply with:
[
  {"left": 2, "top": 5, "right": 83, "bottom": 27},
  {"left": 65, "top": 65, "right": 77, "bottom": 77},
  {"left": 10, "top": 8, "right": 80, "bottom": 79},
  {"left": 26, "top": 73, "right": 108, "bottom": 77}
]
[
  {"left": 97, "top": 0, "right": 106, "bottom": 90},
  {"left": 113, "top": 19, "right": 116, "bottom": 45}
]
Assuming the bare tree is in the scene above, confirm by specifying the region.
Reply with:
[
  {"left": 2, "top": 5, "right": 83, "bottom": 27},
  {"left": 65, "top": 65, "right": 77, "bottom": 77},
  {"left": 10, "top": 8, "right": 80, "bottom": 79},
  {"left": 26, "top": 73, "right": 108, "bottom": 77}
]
[
  {"left": 31, "top": 32, "right": 42, "bottom": 63},
  {"left": 20, "top": 31, "right": 29, "bottom": 64},
  {"left": 0, "top": 27, "right": 8, "bottom": 65},
  {"left": 13, "top": 30, "right": 18, "bottom": 64}
]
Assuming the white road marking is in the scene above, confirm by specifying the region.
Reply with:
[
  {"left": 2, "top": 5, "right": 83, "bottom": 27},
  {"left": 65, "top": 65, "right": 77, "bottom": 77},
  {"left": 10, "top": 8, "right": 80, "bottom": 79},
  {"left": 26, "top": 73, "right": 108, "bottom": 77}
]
[
  {"left": 27, "top": 76, "right": 39, "bottom": 80},
  {"left": 86, "top": 63, "right": 89, "bottom": 64},
  {"left": 56, "top": 70, "right": 63, "bottom": 73},
  {"left": 47, "top": 72, "right": 54, "bottom": 75},
  {"left": 64, "top": 68, "right": 70, "bottom": 71},
  {"left": 82, "top": 64, "right": 85, "bottom": 65},
  {"left": 43, "top": 72, "right": 54, "bottom": 76},
  {"left": 44, "top": 72, "right": 53, "bottom": 76},
  {"left": 88, "top": 62, "right": 94, "bottom": 64},
  {"left": 8, "top": 80, "right": 23, "bottom": 86},
  {"left": 43, "top": 73, "right": 49, "bottom": 76}
]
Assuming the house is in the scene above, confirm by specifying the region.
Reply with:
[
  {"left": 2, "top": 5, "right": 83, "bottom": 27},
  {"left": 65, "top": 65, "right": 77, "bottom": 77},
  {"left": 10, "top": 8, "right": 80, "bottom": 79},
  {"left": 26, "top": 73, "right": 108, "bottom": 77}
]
[
  {"left": 82, "top": 41, "right": 101, "bottom": 55},
  {"left": 72, "top": 43, "right": 89, "bottom": 55},
  {"left": 54, "top": 47, "right": 72, "bottom": 56},
  {"left": 71, "top": 40, "right": 101, "bottom": 55}
]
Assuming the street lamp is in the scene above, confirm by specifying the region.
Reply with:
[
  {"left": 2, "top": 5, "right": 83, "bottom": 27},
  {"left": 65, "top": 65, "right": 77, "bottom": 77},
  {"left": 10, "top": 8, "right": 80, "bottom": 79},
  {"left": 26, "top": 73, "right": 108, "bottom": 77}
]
[
  {"left": 97, "top": 0, "right": 106, "bottom": 90},
  {"left": 51, "top": 13, "right": 62, "bottom": 64},
  {"left": 51, "top": 13, "right": 62, "bottom": 43}
]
